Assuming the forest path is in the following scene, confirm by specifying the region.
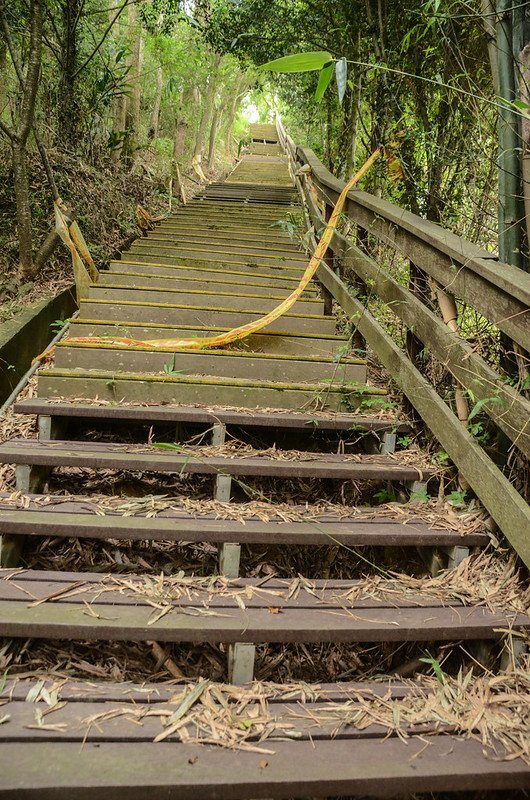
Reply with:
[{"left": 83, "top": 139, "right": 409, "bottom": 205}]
[{"left": 0, "top": 123, "right": 527, "bottom": 798}]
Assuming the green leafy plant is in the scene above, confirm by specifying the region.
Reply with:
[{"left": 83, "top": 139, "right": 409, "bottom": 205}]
[
  {"left": 397, "top": 434, "right": 413, "bottom": 447},
  {"left": 50, "top": 319, "right": 69, "bottom": 334},
  {"left": 259, "top": 51, "right": 348, "bottom": 104},
  {"left": 373, "top": 487, "right": 397, "bottom": 504},
  {"left": 410, "top": 488, "right": 430, "bottom": 502},
  {"left": 162, "top": 354, "right": 185, "bottom": 375},
  {"left": 448, "top": 489, "right": 467, "bottom": 508},
  {"left": 419, "top": 653, "right": 445, "bottom": 685}
]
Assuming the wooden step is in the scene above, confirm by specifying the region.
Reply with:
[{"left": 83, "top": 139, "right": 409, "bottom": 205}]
[
  {"left": 2, "top": 677, "right": 528, "bottom": 797},
  {"left": 78, "top": 300, "right": 337, "bottom": 337},
  {"left": 110, "top": 258, "right": 307, "bottom": 282},
  {"left": 128, "top": 243, "right": 307, "bottom": 270},
  {"left": 15, "top": 399, "right": 407, "bottom": 433},
  {"left": 100, "top": 269, "right": 317, "bottom": 295},
  {"left": 143, "top": 232, "right": 305, "bottom": 256},
  {"left": 36, "top": 369, "right": 385, "bottom": 409},
  {"left": 88, "top": 285, "right": 322, "bottom": 316},
  {"left": 155, "top": 223, "right": 298, "bottom": 243},
  {"left": 54, "top": 344, "right": 366, "bottom": 384},
  {"left": 119, "top": 252, "right": 309, "bottom": 276},
  {"left": 0, "top": 569, "right": 524, "bottom": 644},
  {"left": 0, "top": 499, "right": 488, "bottom": 547},
  {"left": 0, "top": 439, "right": 428, "bottom": 482},
  {"left": 150, "top": 227, "right": 300, "bottom": 248},
  {"left": 67, "top": 320, "right": 349, "bottom": 359},
  {"left": 141, "top": 229, "right": 304, "bottom": 257}
]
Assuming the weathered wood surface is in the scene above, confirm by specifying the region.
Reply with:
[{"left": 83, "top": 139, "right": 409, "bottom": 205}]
[
  {"left": 314, "top": 260, "right": 530, "bottom": 567},
  {"left": 37, "top": 370, "right": 382, "bottom": 410},
  {"left": 2, "top": 737, "right": 529, "bottom": 799},
  {"left": 0, "top": 502, "right": 485, "bottom": 546},
  {"left": 0, "top": 569, "right": 525, "bottom": 643},
  {"left": 298, "top": 146, "right": 530, "bottom": 349},
  {"left": 14, "top": 398, "right": 409, "bottom": 431},
  {"left": 302, "top": 185, "right": 530, "bottom": 457},
  {"left": 0, "top": 439, "right": 428, "bottom": 482}
]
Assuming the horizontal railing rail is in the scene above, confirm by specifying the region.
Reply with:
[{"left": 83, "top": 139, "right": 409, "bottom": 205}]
[{"left": 277, "top": 118, "right": 530, "bottom": 568}]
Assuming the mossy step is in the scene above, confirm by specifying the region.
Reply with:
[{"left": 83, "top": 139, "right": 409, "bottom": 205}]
[
  {"left": 79, "top": 299, "right": 337, "bottom": 335},
  {"left": 144, "top": 233, "right": 305, "bottom": 256},
  {"left": 69, "top": 319, "right": 349, "bottom": 358},
  {"left": 128, "top": 243, "right": 307, "bottom": 270},
  {"left": 109, "top": 259, "right": 307, "bottom": 283},
  {"left": 122, "top": 253, "right": 308, "bottom": 277},
  {"left": 88, "top": 285, "right": 322, "bottom": 316},
  {"left": 38, "top": 368, "right": 385, "bottom": 411},
  {"left": 55, "top": 342, "right": 366, "bottom": 384},
  {"left": 100, "top": 270, "right": 317, "bottom": 296},
  {"left": 156, "top": 222, "right": 295, "bottom": 242}
]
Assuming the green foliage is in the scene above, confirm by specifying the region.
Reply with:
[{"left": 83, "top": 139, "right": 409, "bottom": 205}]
[
  {"left": 448, "top": 489, "right": 467, "bottom": 508},
  {"left": 315, "top": 62, "right": 334, "bottom": 102},
  {"left": 259, "top": 51, "right": 333, "bottom": 73},
  {"left": 410, "top": 488, "right": 431, "bottom": 502},
  {"left": 419, "top": 652, "right": 445, "bottom": 685}
]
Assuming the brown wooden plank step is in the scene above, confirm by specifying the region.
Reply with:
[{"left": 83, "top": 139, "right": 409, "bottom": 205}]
[
  {"left": 110, "top": 258, "right": 307, "bottom": 281},
  {"left": 54, "top": 344, "right": 366, "bottom": 385},
  {"left": 0, "top": 440, "right": 425, "bottom": 482},
  {"left": 78, "top": 300, "right": 337, "bottom": 336},
  {"left": 2, "top": 677, "right": 413, "bottom": 702},
  {"left": 2, "top": 737, "right": 528, "bottom": 798},
  {"left": 15, "top": 399, "right": 406, "bottom": 433},
  {"left": 99, "top": 269, "right": 317, "bottom": 296},
  {"left": 37, "top": 369, "right": 381, "bottom": 410},
  {"left": 0, "top": 439, "right": 424, "bottom": 481},
  {"left": 0, "top": 683, "right": 429, "bottom": 744},
  {"left": 0, "top": 569, "right": 525, "bottom": 643},
  {"left": 0, "top": 501, "right": 488, "bottom": 547},
  {"left": 88, "top": 285, "right": 321, "bottom": 316},
  {"left": 66, "top": 321, "right": 348, "bottom": 359}
]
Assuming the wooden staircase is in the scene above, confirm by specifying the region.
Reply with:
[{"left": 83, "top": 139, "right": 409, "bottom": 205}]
[{"left": 0, "top": 123, "right": 528, "bottom": 797}]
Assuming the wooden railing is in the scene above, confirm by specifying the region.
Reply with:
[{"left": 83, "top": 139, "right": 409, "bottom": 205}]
[{"left": 277, "top": 118, "right": 530, "bottom": 568}]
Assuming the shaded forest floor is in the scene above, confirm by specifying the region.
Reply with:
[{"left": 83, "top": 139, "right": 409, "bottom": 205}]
[{"left": 0, "top": 143, "right": 225, "bottom": 326}]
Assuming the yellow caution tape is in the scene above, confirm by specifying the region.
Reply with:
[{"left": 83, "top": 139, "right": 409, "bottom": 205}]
[{"left": 62, "top": 148, "right": 381, "bottom": 352}]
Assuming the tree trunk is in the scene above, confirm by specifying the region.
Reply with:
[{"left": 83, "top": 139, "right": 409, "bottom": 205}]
[
  {"left": 148, "top": 64, "right": 163, "bottom": 141},
  {"left": 0, "top": 40, "right": 7, "bottom": 113},
  {"left": 224, "top": 76, "right": 245, "bottom": 157},
  {"left": 193, "top": 53, "right": 221, "bottom": 162},
  {"left": 58, "top": 0, "right": 82, "bottom": 147},
  {"left": 12, "top": 142, "right": 34, "bottom": 280},
  {"left": 207, "top": 104, "right": 221, "bottom": 171},
  {"left": 122, "top": 3, "right": 143, "bottom": 164}
]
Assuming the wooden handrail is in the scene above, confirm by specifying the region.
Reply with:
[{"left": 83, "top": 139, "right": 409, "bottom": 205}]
[
  {"left": 290, "top": 144, "right": 530, "bottom": 350},
  {"left": 277, "top": 118, "right": 530, "bottom": 568}
]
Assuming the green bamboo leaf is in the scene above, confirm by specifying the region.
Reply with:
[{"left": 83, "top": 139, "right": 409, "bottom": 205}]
[
  {"left": 335, "top": 57, "right": 347, "bottom": 103},
  {"left": 315, "top": 62, "right": 334, "bottom": 102},
  {"left": 259, "top": 51, "right": 333, "bottom": 73}
]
